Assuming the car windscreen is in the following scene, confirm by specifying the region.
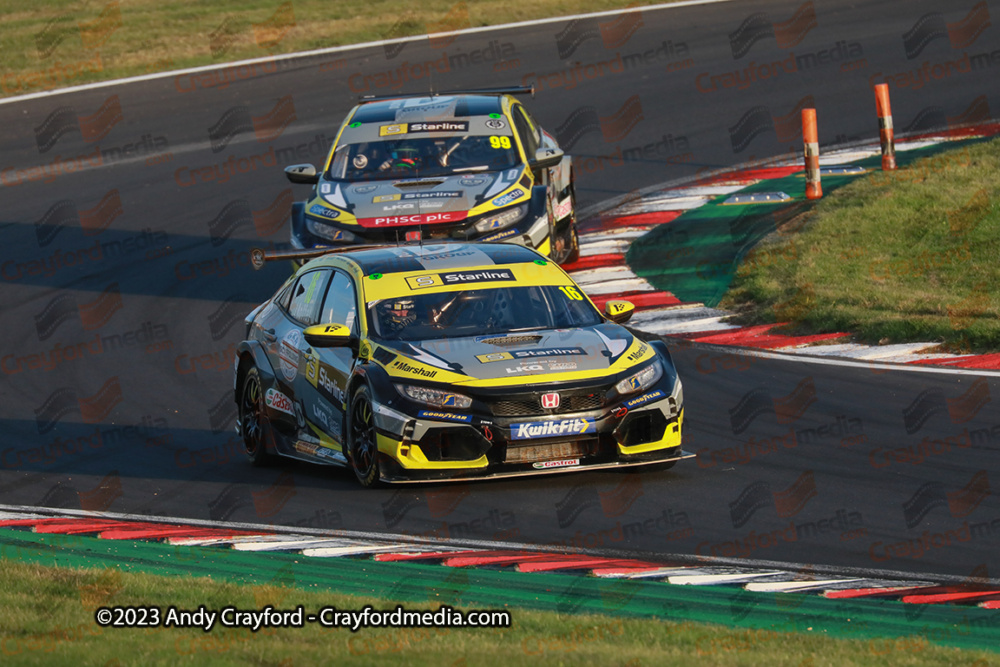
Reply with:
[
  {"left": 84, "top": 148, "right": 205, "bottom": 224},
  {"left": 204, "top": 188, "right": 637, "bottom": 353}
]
[
  {"left": 328, "top": 136, "right": 519, "bottom": 181},
  {"left": 367, "top": 285, "right": 602, "bottom": 341}
]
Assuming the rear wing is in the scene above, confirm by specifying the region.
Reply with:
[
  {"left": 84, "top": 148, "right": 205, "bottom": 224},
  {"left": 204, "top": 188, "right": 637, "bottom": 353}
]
[
  {"left": 359, "top": 85, "right": 534, "bottom": 102},
  {"left": 249, "top": 245, "right": 392, "bottom": 270}
]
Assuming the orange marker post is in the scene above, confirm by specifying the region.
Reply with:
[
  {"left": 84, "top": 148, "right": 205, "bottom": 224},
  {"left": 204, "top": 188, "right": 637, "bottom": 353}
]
[
  {"left": 802, "top": 108, "right": 821, "bottom": 200},
  {"left": 874, "top": 83, "right": 896, "bottom": 171}
]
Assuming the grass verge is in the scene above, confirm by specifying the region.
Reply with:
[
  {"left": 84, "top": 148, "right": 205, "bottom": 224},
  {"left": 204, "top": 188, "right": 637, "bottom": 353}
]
[
  {"left": 3, "top": 558, "right": 998, "bottom": 666},
  {"left": 1, "top": 0, "right": 672, "bottom": 97},
  {"left": 719, "top": 137, "right": 1000, "bottom": 351}
]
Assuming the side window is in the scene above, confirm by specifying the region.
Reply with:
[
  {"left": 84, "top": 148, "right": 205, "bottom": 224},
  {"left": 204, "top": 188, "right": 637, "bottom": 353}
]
[
  {"left": 275, "top": 280, "right": 294, "bottom": 311},
  {"left": 319, "top": 270, "right": 359, "bottom": 334},
  {"left": 512, "top": 106, "right": 539, "bottom": 158},
  {"left": 288, "top": 270, "right": 330, "bottom": 326}
]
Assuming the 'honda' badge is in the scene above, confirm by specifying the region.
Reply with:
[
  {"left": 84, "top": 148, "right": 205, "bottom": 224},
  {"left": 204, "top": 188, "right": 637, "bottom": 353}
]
[{"left": 541, "top": 393, "right": 560, "bottom": 409}]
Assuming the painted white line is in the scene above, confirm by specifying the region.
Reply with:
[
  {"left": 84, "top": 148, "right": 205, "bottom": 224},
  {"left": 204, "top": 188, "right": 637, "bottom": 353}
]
[
  {"left": 233, "top": 538, "right": 371, "bottom": 552},
  {"left": 745, "top": 578, "right": 864, "bottom": 593},
  {"left": 884, "top": 352, "right": 975, "bottom": 363},
  {"left": 582, "top": 279, "right": 656, "bottom": 295},
  {"left": 733, "top": 346, "right": 1000, "bottom": 378},
  {"left": 782, "top": 343, "right": 869, "bottom": 356},
  {"left": 167, "top": 534, "right": 285, "bottom": 546},
  {"left": 579, "top": 229, "right": 647, "bottom": 243},
  {"left": 570, "top": 266, "right": 638, "bottom": 285},
  {"left": 668, "top": 571, "right": 786, "bottom": 585},
  {"left": 0, "top": 511, "right": 46, "bottom": 521},
  {"left": 303, "top": 543, "right": 415, "bottom": 557},
  {"left": 594, "top": 566, "right": 697, "bottom": 579},
  {"left": 670, "top": 185, "right": 746, "bottom": 197},
  {"left": 818, "top": 151, "right": 877, "bottom": 165},
  {"left": 578, "top": 238, "right": 632, "bottom": 254},
  {"left": 834, "top": 342, "right": 941, "bottom": 360},
  {"left": 0, "top": 0, "right": 735, "bottom": 105},
  {"left": 897, "top": 139, "right": 946, "bottom": 152},
  {"left": 0, "top": 506, "right": 990, "bottom": 586},
  {"left": 618, "top": 195, "right": 710, "bottom": 213}
]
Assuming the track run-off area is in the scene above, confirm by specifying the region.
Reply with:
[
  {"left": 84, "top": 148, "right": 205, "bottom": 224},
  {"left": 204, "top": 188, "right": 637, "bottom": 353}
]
[{"left": 1, "top": 0, "right": 999, "bottom": 591}]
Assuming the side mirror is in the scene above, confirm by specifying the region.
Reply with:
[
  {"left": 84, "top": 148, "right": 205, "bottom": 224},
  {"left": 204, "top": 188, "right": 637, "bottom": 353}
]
[
  {"left": 604, "top": 300, "right": 635, "bottom": 324},
  {"left": 530, "top": 146, "right": 564, "bottom": 170},
  {"left": 285, "top": 164, "right": 319, "bottom": 184},
  {"left": 303, "top": 323, "right": 354, "bottom": 348}
]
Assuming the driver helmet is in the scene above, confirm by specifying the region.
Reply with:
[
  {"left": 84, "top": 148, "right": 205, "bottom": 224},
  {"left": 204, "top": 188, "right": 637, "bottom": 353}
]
[
  {"left": 382, "top": 298, "right": 417, "bottom": 331},
  {"left": 392, "top": 146, "right": 421, "bottom": 169}
]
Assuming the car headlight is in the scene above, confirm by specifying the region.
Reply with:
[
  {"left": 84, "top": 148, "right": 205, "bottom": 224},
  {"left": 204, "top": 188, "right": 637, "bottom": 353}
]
[
  {"left": 473, "top": 204, "right": 527, "bottom": 233},
  {"left": 307, "top": 218, "right": 356, "bottom": 243},
  {"left": 396, "top": 384, "right": 472, "bottom": 409},
  {"left": 615, "top": 362, "right": 663, "bottom": 395}
]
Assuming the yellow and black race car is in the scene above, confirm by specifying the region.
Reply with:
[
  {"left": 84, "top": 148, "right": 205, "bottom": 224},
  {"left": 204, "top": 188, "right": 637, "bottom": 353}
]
[
  {"left": 283, "top": 86, "right": 580, "bottom": 264},
  {"left": 234, "top": 243, "right": 688, "bottom": 486}
]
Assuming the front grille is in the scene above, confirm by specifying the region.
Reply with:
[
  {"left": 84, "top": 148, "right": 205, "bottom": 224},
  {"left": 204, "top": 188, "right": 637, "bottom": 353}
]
[
  {"left": 505, "top": 439, "right": 594, "bottom": 464},
  {"left": 490, "top": 391, "right": 603, "bottom": 417},
  {"left": 478, "top": 335, "right": 543, "bottom": 346}
]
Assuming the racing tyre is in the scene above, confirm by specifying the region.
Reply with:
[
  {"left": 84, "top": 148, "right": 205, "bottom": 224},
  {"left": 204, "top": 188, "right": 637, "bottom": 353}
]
[
  {"left": 347, "top": 385, "right": 381, "bottom": 487},
  {"left": 551, "top": 190, "right": 580, "bottom": 265},
  {"left": 239, "top": 366, "right": 274, "bottom": 466},
  {"left": 562, "top": 221, "right": 580, "bottom": 265}
]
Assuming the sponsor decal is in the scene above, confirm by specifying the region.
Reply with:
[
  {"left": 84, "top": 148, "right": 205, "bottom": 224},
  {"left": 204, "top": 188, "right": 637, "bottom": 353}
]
[
  {"left": 352, "top": 155, "right": 368, "bottom": 168},
  {"left": 512, "top": 418, "right": 595, "bottom": 440},
  {"left": 378, "top": 121, "right": 469, "bottom": 135},
  {"left": 625, "top": 390, "right": 665, "bottom": 409},
  {"left": 554, "top": 197, "right": 573, "bottom": 219},
  {"left": 419, "top": 410, "right": 472, "bottom": 423},
  {"left": 265, "top": 388, "right": 294, "bottom": 416},
  {"left": 375, "top": 191, "right": 461, "bottom": 203},
  {"left": 359, "top": 340, "right": 372, "bottom": 360},
  {"left": 362, "top": 211, "right": 467, "bottom": 227},
  {"left": 391, "top": 359, "right": 438, "bottom": 378},
  {"left": 459, "top": 177, "right": 487, "bottom": 186},
  {"left": 314, "top": 446, "right": 341, "bottom": 460},
  {"left": 353, "top": 185, "right": 377, "bottom": 194},
  {"left": 406, "top": 268, "right": 515, "bottom": 290},
  {"left": 491, "top": 188, "right": 525, "bottom": 207},
  {"left": 533, "top": 458, "right": 580, "bottom": 469},
  {"left": 549, "top": 362, "right": 578, "bottom": 371},
  {"left": 318, "top": 366, "right": 345, "bottom": 404},
  {"left": 626, "top": 342, "right": 649, "bottom": 362},
  {"left": 278, "top": 329, "right": 301, "bottom": 381},
  {"left": 310, "top": 402, "right": 337, "bottom": 432},
  {"left": 480, "top": 229, "right": 519, "bottom": 242},
  {"left": 295, "top": 441, "right": 319, "bottom": 455},
  {"left": 379, "top": 123, "right": 408, "bottom": 136},
  {"left": 410, "top": 121, "right": 468, "bottom": 133},
  {"left": 477, "top": 347, "right": 586, "bottom": 363},
  {"left": 485, "top": 118, "right": 507, "bottom": 130},
  {"left": 308, "top": 204, "right": 339, "bottom": 219}
]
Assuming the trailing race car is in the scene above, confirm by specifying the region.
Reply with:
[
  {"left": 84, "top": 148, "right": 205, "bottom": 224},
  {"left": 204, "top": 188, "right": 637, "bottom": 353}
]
[
  {"left": 234, "top": 243, "right": 689, "bottom": 487},
  {"left": 283, "top": 86, "right": 580, "bottom": 264}
]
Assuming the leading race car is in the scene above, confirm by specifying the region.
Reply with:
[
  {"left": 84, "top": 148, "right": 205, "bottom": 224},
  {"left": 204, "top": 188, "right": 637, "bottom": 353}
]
[
  {"left": 234, "top": 242, "right": 689, "bottom": 486},
  {"left": 283, "top": 86, "right": 580, "bottom": 264}
]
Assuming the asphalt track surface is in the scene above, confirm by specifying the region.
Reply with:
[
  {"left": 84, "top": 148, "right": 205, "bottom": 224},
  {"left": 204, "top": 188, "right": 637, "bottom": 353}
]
[{"left": 1, "top": 0, "right": 998, "bottom": 581}]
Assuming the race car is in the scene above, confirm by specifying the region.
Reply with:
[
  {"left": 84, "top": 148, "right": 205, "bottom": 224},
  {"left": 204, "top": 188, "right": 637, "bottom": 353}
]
[
  {"left": 283, "top": 86, "right": 580, "bottom": 264},
  {"left": 234, "top": 242, "right": 688, "bottom": 486}
]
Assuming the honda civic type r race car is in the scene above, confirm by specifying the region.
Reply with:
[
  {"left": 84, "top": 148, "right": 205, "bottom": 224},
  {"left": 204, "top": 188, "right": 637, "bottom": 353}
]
[
  {"left": 234, "top": 243, "right": 689, "bottom": 487},
  {"left": 283, "top": 87, "right": 580, "bottom": 264}
]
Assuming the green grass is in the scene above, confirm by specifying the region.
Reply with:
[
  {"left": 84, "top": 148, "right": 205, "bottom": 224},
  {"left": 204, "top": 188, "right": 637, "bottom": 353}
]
[
  {"left": 2, "top": 559, "right": 998, "bottom": 666},
  {"left": 0, "top": 0, "right": 674, "bottom": 96},
  {"left": 720, "top": 138, "right": 1000, "bottom": 351}
]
